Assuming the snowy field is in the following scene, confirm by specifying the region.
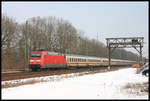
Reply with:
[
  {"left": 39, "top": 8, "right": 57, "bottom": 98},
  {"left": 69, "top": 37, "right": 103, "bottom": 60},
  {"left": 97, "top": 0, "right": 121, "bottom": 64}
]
[{"left": 2, "top": 68, "right": 149, "bottom": 99}]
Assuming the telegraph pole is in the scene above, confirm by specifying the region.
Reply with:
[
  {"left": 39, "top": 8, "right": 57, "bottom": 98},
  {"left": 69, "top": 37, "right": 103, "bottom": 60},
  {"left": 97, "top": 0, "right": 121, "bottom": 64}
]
[
  {"left": 86, "top": 39, "right": 88, "bottom": 56},
  {"left": 25, "top": 21, "right": 30, "bottom": 70},
  {"left": 97, "top": 33, "right": 98, "bottom": 56}
]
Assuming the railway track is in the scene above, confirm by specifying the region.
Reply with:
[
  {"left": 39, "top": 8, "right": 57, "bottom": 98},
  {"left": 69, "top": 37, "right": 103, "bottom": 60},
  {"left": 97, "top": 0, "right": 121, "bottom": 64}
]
[{"left": 1, "top": 66, "right": 128, "bottom": 81}]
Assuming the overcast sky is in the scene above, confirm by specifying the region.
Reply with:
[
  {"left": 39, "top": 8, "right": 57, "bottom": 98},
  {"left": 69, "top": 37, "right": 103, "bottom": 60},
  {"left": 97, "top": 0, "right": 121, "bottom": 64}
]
[{"left": 2, "top": 1, "right": 149, "bottom": 58}]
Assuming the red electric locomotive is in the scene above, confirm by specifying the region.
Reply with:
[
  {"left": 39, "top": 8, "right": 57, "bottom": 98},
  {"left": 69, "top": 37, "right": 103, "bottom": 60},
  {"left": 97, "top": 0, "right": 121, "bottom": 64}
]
[{"left": 29, "top": 51, "right": 67, "bottom": 71}]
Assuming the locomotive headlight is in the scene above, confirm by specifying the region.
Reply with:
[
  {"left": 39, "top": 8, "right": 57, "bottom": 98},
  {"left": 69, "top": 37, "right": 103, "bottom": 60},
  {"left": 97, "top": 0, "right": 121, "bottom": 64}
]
[
  {"left": 30, "top": 60, "right": 34, "bottom": 62},
  {"left": 36, "top": 60, "right": 41, "bottom": 62},
  {"left": 30, "top": 60, "right": 40, "bottom": 62}
]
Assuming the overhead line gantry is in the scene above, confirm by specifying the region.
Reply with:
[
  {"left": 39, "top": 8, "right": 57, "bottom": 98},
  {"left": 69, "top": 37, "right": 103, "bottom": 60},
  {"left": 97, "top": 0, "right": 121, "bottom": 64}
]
[{"left": 106, "top": 37, "right": 144, "bottom": 69}]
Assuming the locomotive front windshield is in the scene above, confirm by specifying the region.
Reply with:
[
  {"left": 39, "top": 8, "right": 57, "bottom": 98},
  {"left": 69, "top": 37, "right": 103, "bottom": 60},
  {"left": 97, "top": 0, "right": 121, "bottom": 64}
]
[{"left": 31, "top": 54, "right": 41, "bottom": 58}]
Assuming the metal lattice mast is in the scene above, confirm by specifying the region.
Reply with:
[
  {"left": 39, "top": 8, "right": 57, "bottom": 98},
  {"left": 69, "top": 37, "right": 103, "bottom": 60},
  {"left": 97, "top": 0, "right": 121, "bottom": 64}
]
[{"left": 106, "top": 37, "right": 144, "bottom": 69}]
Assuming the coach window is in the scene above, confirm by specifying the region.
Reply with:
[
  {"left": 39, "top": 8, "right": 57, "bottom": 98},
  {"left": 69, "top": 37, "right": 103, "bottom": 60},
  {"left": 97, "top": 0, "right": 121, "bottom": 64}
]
[
  {"left": 67, "top": 58, "right": 69, "bottom": 62},
  {"left": 71, "top": 58, "right": 73, "bottom": 62},
  {"left": 69, "top": 58, "right": 70, "bottom": 62}
]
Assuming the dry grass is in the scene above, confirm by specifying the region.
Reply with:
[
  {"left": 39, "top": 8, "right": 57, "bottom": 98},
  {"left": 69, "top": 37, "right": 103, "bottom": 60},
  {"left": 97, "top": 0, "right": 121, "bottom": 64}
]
[
  {"left": 2, "top": 80, "right": 44, "bottom": 88},
  {"left": 123, "top": 82, "right": 149, "bottom": 96}
]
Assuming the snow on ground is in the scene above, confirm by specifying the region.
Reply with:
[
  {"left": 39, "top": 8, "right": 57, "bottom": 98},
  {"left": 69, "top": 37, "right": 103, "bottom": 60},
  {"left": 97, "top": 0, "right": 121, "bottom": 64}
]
[{"left": 2, "top": 68, "right": 149, "bottom": 99}]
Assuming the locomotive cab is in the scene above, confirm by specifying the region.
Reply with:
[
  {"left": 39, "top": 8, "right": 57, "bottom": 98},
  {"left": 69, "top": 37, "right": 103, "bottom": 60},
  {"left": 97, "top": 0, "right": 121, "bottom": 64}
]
[{"left": 29, "top": 52, "right": 43, "bottom": 71}]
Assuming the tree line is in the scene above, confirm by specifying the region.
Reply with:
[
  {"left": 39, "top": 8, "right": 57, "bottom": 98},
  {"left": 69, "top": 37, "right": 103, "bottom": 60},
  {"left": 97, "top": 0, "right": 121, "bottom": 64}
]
[{"left": 2, "top": 15, "right": 140, "bottom": 70}]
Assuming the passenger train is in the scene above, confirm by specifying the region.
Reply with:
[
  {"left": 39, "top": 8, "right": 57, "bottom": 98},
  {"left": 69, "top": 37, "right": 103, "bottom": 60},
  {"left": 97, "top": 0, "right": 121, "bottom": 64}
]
[{"left": 29, "top": 51, "right": 136, "bottom": 71}]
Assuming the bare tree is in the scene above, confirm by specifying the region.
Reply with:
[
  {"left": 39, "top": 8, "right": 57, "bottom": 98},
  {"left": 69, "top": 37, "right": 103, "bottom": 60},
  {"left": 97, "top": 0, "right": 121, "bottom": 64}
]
[{"left": 2, "top": 14, "right": 139, "bottom": 70}]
